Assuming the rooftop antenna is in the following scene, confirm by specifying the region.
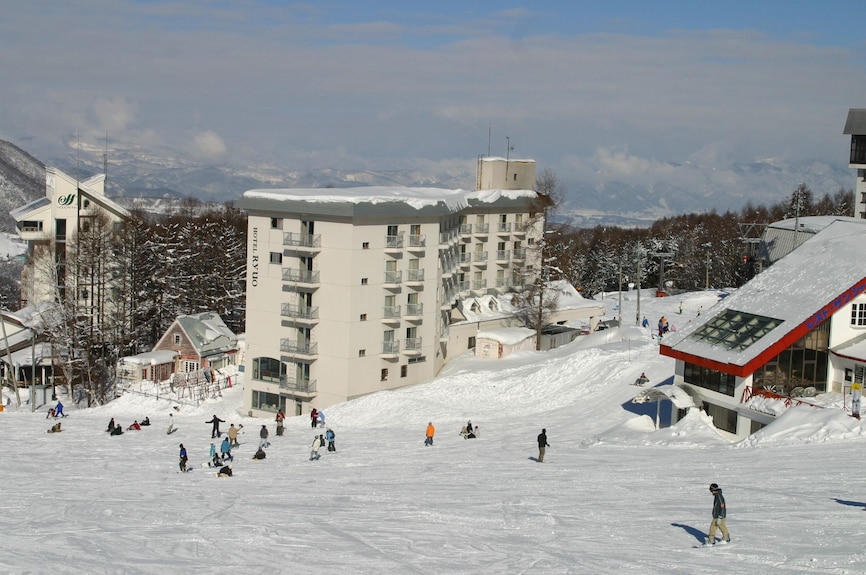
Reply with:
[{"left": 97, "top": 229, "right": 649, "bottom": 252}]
[
  {"left": 487, "top": 124, "right": 491, "bottom": 157},
  {"left": 505, "top": 137, "right": 514, "bottom": 185},
  {"left": 103, "top": 131, "right": 108, "bottom": 188}
]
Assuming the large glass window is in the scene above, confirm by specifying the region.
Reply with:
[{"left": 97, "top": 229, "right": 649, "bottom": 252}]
[
  {"left": 252, "top": 391, "right": 285, "bottom": 413},
  {"left": 690, "top": 310, "right": 783, "bottom": 351},
  {"left": 253, "top": 357, "right": 286, "bottom": 383},
  {"left": 684, "top": 362, "right": 736, "bottom": 396},
  {"left": 752, "top": 320, "right": 830, "bottom": 395}
]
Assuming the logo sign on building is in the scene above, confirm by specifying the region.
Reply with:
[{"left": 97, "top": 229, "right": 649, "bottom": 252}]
[{"left": 57, "top": 193, "right": 76, "bottom": 207}]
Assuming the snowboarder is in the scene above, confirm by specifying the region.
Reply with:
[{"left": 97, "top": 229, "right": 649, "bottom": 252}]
[
  {"left": 259, "top": 424, "right": 270, "bottom": 448},
  {"left": 228, "top": 423, "right": 241, "bottom": 447},
  {"left": 178, "top": 444, "right": 188, "bottom": 472},
  {"left": 310, "top": 408, "right": 319, "bottom": 429},
  {"left": 206, "top": 414, "right": 225, "bottom": 438},
  {"left": 310, "top": 434, "right": 323, "bottom": 460},
  {"left": 706, "top": 483, "right": 730, "bottom": 545},
  {"left": 641, "top": 316, "right": 649, "bottom": 329},
  {"left": 325, "top": 428, "right": 336, "bottom": 452},
  {"left": 466, "top": 420, "right": 473, "bottom": 434},
  {"left": 634, "top": 372, "right": 649, "bottom": 386},
  {"left": 275, "top": 409, "right": 285, "bottom": 436},
  {"left": 537, "top": 429, "right": 550, "bottom": 463},
  {"left": 110, "top": 425, "right": 124, "bottom": 436},
  {"left": 140, "top": 417, "right": 151, "bottom": 426},
  {"left": 466, "top": 424, "right": 478, "bottom": 439},
  {"left": 166, "top": 413, "right": 176, "bottom": 435},
  {"left": 220, "top": 436, "right": 233, "bottom": 462},
  {"left": 218, "top": 464, "right": 233, "bottom": 477},
  {"left": 425, "top": 422, "right": 435, "bottom": 446},
  {"left": 106, "top": 418, "right": 116, "bottom": 433}
]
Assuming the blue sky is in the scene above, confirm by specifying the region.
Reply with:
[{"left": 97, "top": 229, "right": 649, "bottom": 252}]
[{"left": 1, "top": 0, "right": 865, "bottom": 206}]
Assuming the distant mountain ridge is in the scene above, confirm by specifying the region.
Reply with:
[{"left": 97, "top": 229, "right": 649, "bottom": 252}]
[{"left": 0, "top": 138, "right": 855, "bottom": 231}]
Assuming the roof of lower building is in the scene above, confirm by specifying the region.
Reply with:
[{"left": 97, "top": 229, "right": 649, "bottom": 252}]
[{"left": 661, "top": 219, "right": 866, "bottom": 377}]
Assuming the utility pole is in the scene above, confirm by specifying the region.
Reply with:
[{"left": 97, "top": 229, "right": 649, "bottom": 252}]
[
  {"left": 635, "top": 247, "right": 642, "bottom": 325},
  {"left": 650, "top": 251, "right": 675, "bottom": 297},
  {"left": 617, "top": 258, "right": 623, "bottom": 327}
]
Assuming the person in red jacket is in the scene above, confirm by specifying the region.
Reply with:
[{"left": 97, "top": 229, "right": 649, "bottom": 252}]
[
  {"left": 275, "top": 410, "right": 285, "bottom": 436},
  {"left": 310, "top": 408, "right": 319, "bottom": 429}
]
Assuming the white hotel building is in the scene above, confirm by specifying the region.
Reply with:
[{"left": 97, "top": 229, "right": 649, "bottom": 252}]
[{"left": 239, "top": 158, "right": 551, "bottom": 417}]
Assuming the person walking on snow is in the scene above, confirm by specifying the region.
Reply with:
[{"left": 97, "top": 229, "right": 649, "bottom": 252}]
[
  {"left": 259, "top": 424, "right": 270, "bottom": 448},
  {"left": 54, "top": 400, "right": 65, "bottom": 417},
  {"left": 166, "top": 413, "right": 175, "bottom": 435},
  {"left": 220, "top": 436, "right": 233, "bottom": 462},
  {"left": 178, "top": 444, "right": 188, "bottom": 472},
  {"left": 425, "top": 422, "right": 435, "bottom": 446},
  {"left": 317, "top": 410, "right": 325, "bottom": 428},
  {"left": 275, "top": 410, "right": 285, "bottom": 436},
  {"left": 706, "top": 483, "right": 730, "bottom": 545},
  {"left": 325, "top": 428, "right": 336, "bottom": 452},
  {"left": 310, "top": 408, "right": 319, "bottom": 429},
  {"left": 209, "top": 443, "right": 220, "bottom": 467},
  {"left": 310, "top": 434, "right": 323, "bottom": 460},
  {"left": 206, "top": 414, "right": 225, "bottom": 438},
  {"left": 537, "top": 429, "right": 550, "bottom": 463}
]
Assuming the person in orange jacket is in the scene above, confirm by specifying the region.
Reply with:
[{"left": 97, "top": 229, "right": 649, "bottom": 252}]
[{"left": 425, "top": 422, "right": 435, "bottom": 446}]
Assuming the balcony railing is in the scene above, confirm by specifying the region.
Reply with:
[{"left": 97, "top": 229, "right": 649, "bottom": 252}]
[
  {"left": 408, "top": 234, "right": 426, "bottom": 248},
  {"left": 512, "top": 248, "right": 526, "bottom": 260},
  {"left": 283, "top": 232, "right": 321, "bottom": 248},
  {"left": 384, "top": 271, "right": 403, "bottom": 284},
  {"left": 458, "top": 281, "right": 470, "bottom": 292},
  {"left": 385, "top": 235, "right": 404, "bottom": 248},
  {"left": 405, "top": 303, "right": 424, "bottom": 316},
  {"left": 497, "top": 222, "right": 512, "bottom": 233},
  {"left": 495, "top": 277, "right": 512, "bottom": 288},
  {"left": 281, "top": 303, "right": 319, "bottom": 320},
  {"left": 495, "top": 250, "right": 511, "bottom": 261},
  {"left": 459, "top": 253, "right": 472, "bottom": 264},
  {"left": 407, "top": 268, "right": 425, "bottom": 282},
  {"left": 282, "top": 268, "right": 320, "bottom": 283},
  {"left": 474, "top": 223, "right": 489, "bottom": 234},
  {"left": 472, "top": 279, "right": 488, "bottom": 290},
  {"left": 280, "top": 377, "right": 316, "bottom": 393},
  {"left": 383, "top": 305, "right": 401, "bottom": 319},
  {"left": 459, "top": 224, "right": 473, "bottom": 235},
  {"left": 280, "top": 339, "right": 318, "bottom": 355},
  {"left": 474, "top": 251, "right": 488, "bottom": 263},
  {"left": 382, "top": 340, "right": 400, "bottom": 354},
  {"left": 404, "top": 337, "right": 422, "bottom": 351}
]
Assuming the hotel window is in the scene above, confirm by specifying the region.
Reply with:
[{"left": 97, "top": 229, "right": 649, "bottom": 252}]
[
  {"left": 401, "top": 365, "right": 408, "bottom": 378},
  {"left": 270, "top": 218, "right": 282, "bottom": 229},
  {"left": 359, "top": 349, "right": 366, "bottom": 357},
  {"left": 270, "top": 252, "right": 282, "bottom": 264},
  {"left": 361, "top": 278, "right": 368, "bottom": 285},
  {"left": 362, "top": 242, "right": 370, "bottom": 249},
  {"left": 360, "top": 314, "right": 367, "bottom": 321},
  {"left": 381, "top": 368, "right": 389, "bottom": 381},
  {"left": 852, "top": 303, "right": 866, "bottom": 326}
]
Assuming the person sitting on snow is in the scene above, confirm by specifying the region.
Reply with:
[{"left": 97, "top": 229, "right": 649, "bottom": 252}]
[
  {"left": 47, "top": 422, "right": 62, "bottom": 433},
  {"left": 634, "top": 373, "right": 650, "bottom": 386},
  {"left": 253, "top": 447, "right": 267, "bottom": 460},
  {"left": 127, "top": 420, "right": 141, "bottom": 431},
  {"left": 218, "top": 464, "right": 233, "bottom": 477},
  {"left": 140, "top": 417, "right": 151, "bottom": 426}
]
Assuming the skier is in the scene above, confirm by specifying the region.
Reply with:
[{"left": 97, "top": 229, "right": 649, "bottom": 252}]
[
  {"left": 537, "top": 429, "right": 550, "bottom": 463},
  {"left": 275, "top": 409, "right": 285, "bottom": 436},
  {"left": 259, "top": 424, "right": 270, "bottom": 448},
  {"left": 220, "top": 436, "right": 233, "bottom": 462},
  {"left": 325, "top": 427, "right": 336, "bottom": 452},
  {"left": 54, "top": 400, "right": 65, "bottom": 417},
  {"left": 425, "top": 422, "right": 435, "bottom": 446},
  {"left": 206, "top": 414, "right": 225, "bottom": 438},
  {"left": 178, "top": 444, "right": 188, "bottom": 473},
  {"left": 310, "top": 434, "right": 323, "bottom": 460},
  {"left": 641, "top": 316, "right": 649, "bottom": 329},
  {"left": 706, "top": 483, "right": 731, "bottom": 545}
]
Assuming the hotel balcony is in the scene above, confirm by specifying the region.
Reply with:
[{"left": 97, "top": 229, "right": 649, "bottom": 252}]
[
  {"left": 474, "top": 223, "right": 489, "bottom": 236},
  {"left": 459, "top": 223, "right": 473, "bottom": 236},
  {"left": 16, "top": 221, "right": 50, "bottom": 241},
  {"left": 279, "top": 376, "right": 317, "bottom": 395},
  {"left": 382, "top": 305, "right": 401, "bottom": 322},
  {"left": 404, "top": 303, "right": 424, "bottom": 319},
  {"left": 495, "top": 250, "right": 511, "bottom": 263},
  {"left": 459, "top": 253, "right": 472, "bottom": 267},
  {"left": 473, "top": 251, "right": 488, "bottom": 265},
  {"left": 282, "top": 268, "right": 320, "bottom": 285},
  {"left": 512, "top": 248, "right": 526, "bottom": 261},
  {"left": 280, "top": 339, "right": 318, "bottom": 359},
  {"left": 458, "top": 280, "right": 471, "bottom": 293},
  {"left": 385, "top": 234, "right": 404, "bottom": 253},
  {"left": 384, "top": 270, "right": 402, "bottom": 287},
  {"left": 495, "top": 277, "right": 512, "bottom": 289},
  {"left": 402, "top": 337, "right": 423, "bottom": 355},
  {"left": 407, "top": 234, "right": 426, "bottom": 251},
  {"left": 512, "top": 223, "right": 527, "bottom": 236},
  {"left": 439, "top": 230, "right": 458, "bottom": 245},
  {"left": 283, "top": 232, "right": 321, "bottom": 251},
  {"left": 406, "top": 269, "right": 425, "bottom": 284},
  {"left": 381, "top": 340, "right": 400, "bottom": 357},
  {"left": 496, "top": 222, "right": 512, "bottom": 234},
  {"left": 280, "top": 303, "right": 319, "bottom": 324},
  {"left": 472, "top": 279, "right": 488, "bottom": 292}
]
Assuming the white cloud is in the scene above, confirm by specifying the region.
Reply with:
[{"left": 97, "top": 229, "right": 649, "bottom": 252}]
[{"left": 190, "top": 130, "right": 227, "bottom": 162}]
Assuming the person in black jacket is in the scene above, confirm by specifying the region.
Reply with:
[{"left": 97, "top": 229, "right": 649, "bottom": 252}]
[
  {"left": 206, "top": 414, "right": 225, "bottom": 438},
  {"left": 537, "top": 429, "right": 550, "bottom": 463},
  {"left": 706, "top": 483, "right": 730, "bottom": 545}
]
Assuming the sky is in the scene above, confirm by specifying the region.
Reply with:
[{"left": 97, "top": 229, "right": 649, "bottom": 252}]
[
  {"left": 2, "top": 1, "right": 866, "bottom": 201},
  {"left": 5, "top": 289, "right": 866, "bottom": 573}
]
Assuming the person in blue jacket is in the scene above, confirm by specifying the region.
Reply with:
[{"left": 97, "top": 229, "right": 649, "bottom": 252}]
[
  {"left": 178, "top": 444, "right": 188, "bottom": 472},
  {"left": 54, "top": 401, "right": 65, "bottom": 417},
  {"left": 220, "top": 436, "right": 233, "bottom": 462},
  {"left": 325, "top": 428, "right": 336, "bottom": 452}
]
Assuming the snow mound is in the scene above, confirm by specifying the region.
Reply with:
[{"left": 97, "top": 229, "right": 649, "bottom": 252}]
[{"left": 737, "top": 405, "right": 866, "bottom": 447}]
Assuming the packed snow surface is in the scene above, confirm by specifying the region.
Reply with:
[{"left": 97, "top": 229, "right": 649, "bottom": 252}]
[{"left": 4, "top": 290, "right": 866, "bottom": 574}]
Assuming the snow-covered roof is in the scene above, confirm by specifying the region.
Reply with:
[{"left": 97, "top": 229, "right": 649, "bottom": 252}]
[
  {"left": 121, "top": 350, "right": 177, "bottom": 366},
  {"left": 176, "top": 312, "right": 238, "bottom": 356},
  {"left": 831, "top": 333, "right": 866, "bottom": 362},
  {"left": 476, "top": 327, "right": 536, "bottom": 345},
  {"left": 661, "top": 220, "right": 866, "bottom": 375},
  {"left": 760, "top": 217, "right": 866, "bottom": 264},
  {"left": 9, "top": 197, "right": 50, "bottom": 221}
]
